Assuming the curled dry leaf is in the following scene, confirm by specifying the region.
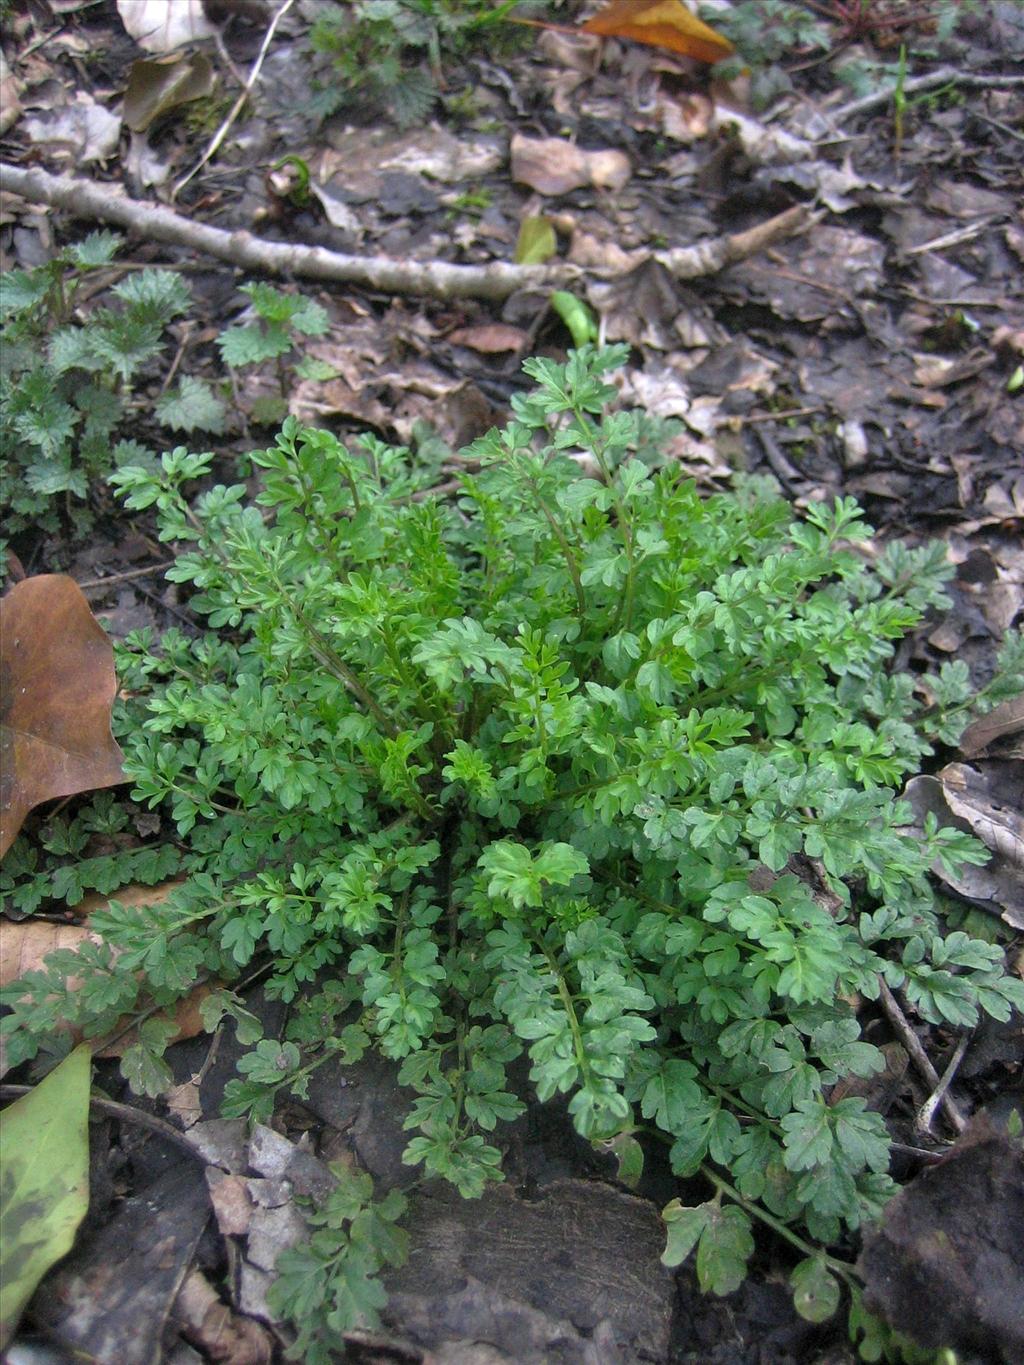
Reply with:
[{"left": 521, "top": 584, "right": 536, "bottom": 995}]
[
  {"left": 174, "top": 1268, "right": 274, "bottom": 1365},
  {"left": 0, "top": 49, "right": 22, "bottom": 137},
  {"left": 904, "top": 762, "right": 1024, "bottom": 930},
  {"left": 0, "top": 919, "right": 102, "bottom": 990},
  {"left": 959, "top": 692, "right": 1024, "bottom": 759},
  {"left": 511, "top": 133, "right": 631, "bottom": 196},
  {"left": 123, "top": 53, "right": 217, "bottom": 133},
  {"left": 1, "top": 575, "right": 126, "bottom": 858},
  {"left": 117, "top": 0, "right": 217, "bottom": 53}
]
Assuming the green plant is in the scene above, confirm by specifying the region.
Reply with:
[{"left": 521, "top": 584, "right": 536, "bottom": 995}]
[
  {"left": 3, "top": 347, "right": 1023, "bottom": 1359},
  {"left": 216, "top": 280, "right": 332, "bottom": 428},
  {"left": 306, "top": 0, "right": 529, "bottom": 127},
  {"left": 702, "top": 0, "right": 980, "bottom": 104},
  {"left": 445, "top": 186, "right": 494, "bottom": 219},
  {"left": 0, "top": 233, "right": 226, "bottom": 541}
]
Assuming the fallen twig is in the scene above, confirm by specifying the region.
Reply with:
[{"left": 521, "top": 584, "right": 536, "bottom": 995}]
[
  {"left": 0, "top": 162, "right": 814, "bottom": 303},
  {"left": 77, "top": 562, "right": 175, "bottom": 591},
  {"left": 832, "top": 68, "right": 1024, "bottom": 124},
  {"left": 916, "top": 1030, "right": 972, "bottom": 1137},
  {"left": 174, "top": 0, "right": 298, "bottom": 198},
  {"left": 0, "top": 1084, "right": 220, "bottom": 1165},
  {"left": 877, "top": 979, "right": 968, "bottom": 1134}
]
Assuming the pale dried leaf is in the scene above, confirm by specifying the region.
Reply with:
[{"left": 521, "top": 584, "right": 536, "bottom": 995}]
[
  {"left": 904, "top": 766, "right": 1024, "bottom": 930},
  {"left": 22, "top": 97, "right": 121, "bottom": 163},
  {"left": 117, "top": 0, "right": 217, "bottom": 53},
  {"left": 960, "top": 693, "right": 1024, "bottom": 759},
  {"left": 511, "top": 134, "right": 631, "bottom": 196}
]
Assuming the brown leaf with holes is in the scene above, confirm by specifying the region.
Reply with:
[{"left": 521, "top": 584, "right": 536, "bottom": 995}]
[{"left": 1, "top": 575, "right": 126, "bottom": 858}]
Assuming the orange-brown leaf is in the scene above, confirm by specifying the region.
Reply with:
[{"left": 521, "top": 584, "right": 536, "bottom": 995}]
[
  {"left": 0, "top": 575, "right": 126, "bottom": 857},
  {"left": 582, "top": 0, "right": 734, "bottom": 64}
]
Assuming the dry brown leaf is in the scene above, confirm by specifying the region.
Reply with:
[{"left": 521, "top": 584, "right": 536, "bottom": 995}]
[
  {"left": 960, "top": 693, "right": 1024, "bottom": 759},
  {"left": 123, "top": 53, "right": 217, "bottom": 133},
  {"left": 1, "top": 575, "right": 126, "bottom": 857},
  {"left": 904, "top": 763, "right": 1024, "bottom": 930},
  {"left": 0, "top": 49, "right": 22, "bottom": 137},
  {"left": 510, "top": 133, "right": 631, "bottom": 196},
  {"left": 174, "top": 1268, "right": 274, "bottom": 1365},
  {"left": 582, "top": 0, "right": 734, "bottom": 64},
  {"left": 447, "top": 324, "right": 528, "bottom": 354},
  {"left": 22, "top": 95, "right": 122, "bottom": 164}
]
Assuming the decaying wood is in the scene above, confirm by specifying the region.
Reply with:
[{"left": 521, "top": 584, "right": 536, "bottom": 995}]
[{"left": 0, "top": 162, "right": 814, "bottom": 303}]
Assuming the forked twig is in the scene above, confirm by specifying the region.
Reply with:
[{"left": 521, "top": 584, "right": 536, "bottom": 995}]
[
  {"left": 174, "top": 0, "right": 298, "bottom": 198},
  {"left": 916, "top": 1030, "right": 972, "bottom": 1136},
  {"left": 877, "top": 979, "right": 967, "bottom": 1133}
]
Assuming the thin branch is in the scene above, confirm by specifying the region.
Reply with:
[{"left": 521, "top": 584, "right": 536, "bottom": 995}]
[
  {"left": 877, "top": 978, "right": 967, "bottom": 1134},
  {"left": 77, "top": 561, "right": 175, "bottom": 590},
  {"left": 0, "top": 1084, "right": 223, "bottom": 1166},
  {"left": 916, "top": 1030, "right": 972, "bottom": 1137},
  {"left": 832, "top": 68, "right": 1024, "bottom": 124},
  {"left": 0, "top": 162, "right": 814, "bottom": 303},
  {"left": 174, "top": 0, "right": 298, "bottom": 198}
]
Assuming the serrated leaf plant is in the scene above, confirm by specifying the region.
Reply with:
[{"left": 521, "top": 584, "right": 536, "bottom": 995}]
[
  {"left": 3, "top": 346, "right": 1022, "bottom": 1357},
  {"left": 0, "top": 233, "right": 227, "bottom": 544},
  {"left": 216, "top": 280, "right": 331, "bottom": 428},
  {"left": 306, "top": 0, "right": 532, "bottom": 128}
]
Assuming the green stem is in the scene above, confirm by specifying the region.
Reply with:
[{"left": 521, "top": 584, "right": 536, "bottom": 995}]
[
  {"left": 517, "top": 456, "right": 587, "bottom": 619},
  {"left": 700, "top": 1164, "right": 861, "bottom": 1287}
]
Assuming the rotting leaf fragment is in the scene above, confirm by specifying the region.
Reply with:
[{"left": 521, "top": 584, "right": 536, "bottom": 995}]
[{"left": 0, "top": 575, "right": 126, "bottom": 857}]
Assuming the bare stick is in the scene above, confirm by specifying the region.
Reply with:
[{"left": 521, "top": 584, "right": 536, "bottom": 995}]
[
  {"left": 916, "top": 1030, "right": 971, "bottom": 1137},
  {"left": 833, "top": 68, "right": 1024, "bottom": 123},
  {"left": 0, "top": 162, "right": 814, "bottom": 302},
  {"left": 877, "top": 978, "right": 967, "bottom": 1134},
  {"left": 174, "top": 0, "right": 298, "bottom": 198},
  {"left": 77, "top": 562, "right": 174, "bottom": 590}
]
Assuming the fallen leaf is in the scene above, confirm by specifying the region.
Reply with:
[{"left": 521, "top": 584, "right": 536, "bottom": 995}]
[
  {"left": 123, "top": 53, "right": 216, "bottom": 133},
  {"left": 959, "top": 693, "right": 1024, "bottom": 759},
  {"left": 0, "top": 918, "right": 102, "bottom": 989},
  {"left": 515, "top": 215, "right": 558, "bottom": 265},
  {"left": 0, "top": 882, "right": 209, "bottom": 1070},
  {"left": 859, "top": 1119, "right": 1024, "bottom": 1360},
  {"left": 511, "top": 133, "right": 631, "bottom": 196},
  {"left": 22, "top": 95, "right": 121, "bottom": 164},
  {"left": 117, "top": 0, "right": 216, "bottom": 53},
  {"left": 1, "top": 576, "right": 126, "bottom": 858},
  {"left": 903, "top": 764, "right": 1024, "bottom": 930},
  {"left": 447, "top": 324, "right": 528, "bottom": 354},
  {"left": 0, "top": 1044, "right": 91, "bottom": 1350},
  {"left": 173, "top": 1268, "right": 274, "bottom": 1365},
  {"left": 582, "top": 0, "right": 734, "bottom": 65}
]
